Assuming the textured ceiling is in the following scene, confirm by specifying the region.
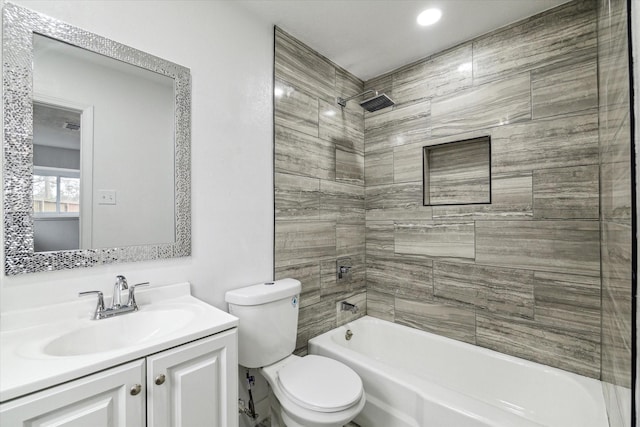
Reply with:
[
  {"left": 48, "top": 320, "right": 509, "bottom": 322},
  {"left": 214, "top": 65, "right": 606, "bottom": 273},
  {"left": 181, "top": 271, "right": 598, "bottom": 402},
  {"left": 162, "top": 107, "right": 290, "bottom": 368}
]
[{"left": 236, "top": 0, "right": 571, "bottom": 80}]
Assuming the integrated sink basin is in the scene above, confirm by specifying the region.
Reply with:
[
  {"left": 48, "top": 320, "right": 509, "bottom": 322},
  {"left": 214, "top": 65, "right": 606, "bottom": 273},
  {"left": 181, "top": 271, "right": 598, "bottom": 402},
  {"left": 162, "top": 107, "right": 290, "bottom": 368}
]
[
  {"left": 42, "top": 308, "right": 196, "bottom": 356},
  {"left": 1, "top": 282, "right": 239, "bottom": 403}
]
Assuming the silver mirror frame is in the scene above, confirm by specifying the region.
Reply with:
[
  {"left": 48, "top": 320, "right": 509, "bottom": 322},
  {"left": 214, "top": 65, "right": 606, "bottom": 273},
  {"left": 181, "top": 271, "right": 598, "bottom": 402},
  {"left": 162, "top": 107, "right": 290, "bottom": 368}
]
[{"left": 3, "top": 3, "right": 191, "bottom": 275}]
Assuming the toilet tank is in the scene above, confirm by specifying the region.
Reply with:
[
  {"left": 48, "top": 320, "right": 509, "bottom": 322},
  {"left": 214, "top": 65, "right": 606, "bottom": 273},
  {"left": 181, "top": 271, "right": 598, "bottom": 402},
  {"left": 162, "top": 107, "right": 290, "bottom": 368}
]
[{"left": 225, "top": 278, "right": 301, "bottom": 368}]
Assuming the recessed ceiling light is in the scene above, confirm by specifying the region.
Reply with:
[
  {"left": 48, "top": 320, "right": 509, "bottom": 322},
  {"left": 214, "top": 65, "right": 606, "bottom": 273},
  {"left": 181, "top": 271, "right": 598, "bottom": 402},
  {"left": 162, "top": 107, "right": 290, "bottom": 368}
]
[{"left": 417, "top": 8, "right": 442, "bottom": 26}]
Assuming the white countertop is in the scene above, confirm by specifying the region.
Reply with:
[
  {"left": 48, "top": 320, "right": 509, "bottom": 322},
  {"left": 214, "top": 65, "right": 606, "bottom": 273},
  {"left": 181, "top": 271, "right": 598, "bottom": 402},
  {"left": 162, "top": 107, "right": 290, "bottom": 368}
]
[{"left": 0, "top": 282, "right": 238, "bottom": 402}]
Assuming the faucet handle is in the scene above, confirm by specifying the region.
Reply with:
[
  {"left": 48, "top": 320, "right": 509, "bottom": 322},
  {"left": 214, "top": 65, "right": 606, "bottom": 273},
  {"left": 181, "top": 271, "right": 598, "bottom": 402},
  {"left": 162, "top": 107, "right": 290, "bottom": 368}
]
[
  {"left": 79, "top": 291, "right": 105, "bottom": 320},
  {"left": 127, "top": 282, "right": 150, "bottom": 309}
]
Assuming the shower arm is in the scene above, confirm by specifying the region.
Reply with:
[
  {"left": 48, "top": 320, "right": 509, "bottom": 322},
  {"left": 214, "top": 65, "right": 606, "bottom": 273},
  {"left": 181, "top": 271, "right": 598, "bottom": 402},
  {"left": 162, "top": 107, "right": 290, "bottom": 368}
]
[{"left": 337, "top": 89, "right": 378, "bottom": 108}]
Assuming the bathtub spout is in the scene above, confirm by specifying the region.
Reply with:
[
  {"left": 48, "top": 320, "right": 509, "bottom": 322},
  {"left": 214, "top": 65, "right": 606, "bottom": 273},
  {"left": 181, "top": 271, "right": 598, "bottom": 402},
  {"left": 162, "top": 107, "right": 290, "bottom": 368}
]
[{"left": 341, "top": 301, "right": 358, "bottom": 314}]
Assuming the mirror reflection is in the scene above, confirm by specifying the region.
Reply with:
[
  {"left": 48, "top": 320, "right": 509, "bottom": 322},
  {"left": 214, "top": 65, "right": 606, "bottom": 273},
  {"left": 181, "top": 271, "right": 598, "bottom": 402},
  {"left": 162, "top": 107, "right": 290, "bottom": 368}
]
[
  {"left": 33, "top": 34, "right": 176, "bottom": 251},
  {"left": 33, "top": 103, "right": 81, "bottom": 251}
]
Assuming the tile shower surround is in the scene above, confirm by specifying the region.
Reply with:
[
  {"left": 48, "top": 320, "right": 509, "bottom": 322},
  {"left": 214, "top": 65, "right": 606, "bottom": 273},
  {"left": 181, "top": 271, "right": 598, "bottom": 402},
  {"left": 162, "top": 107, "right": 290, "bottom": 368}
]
[
  {"left": 274, "top": 26, "right": 367, "bottom": 354},
  {"left": 274, "top": 0, "right": 632, "bottom": 408}
]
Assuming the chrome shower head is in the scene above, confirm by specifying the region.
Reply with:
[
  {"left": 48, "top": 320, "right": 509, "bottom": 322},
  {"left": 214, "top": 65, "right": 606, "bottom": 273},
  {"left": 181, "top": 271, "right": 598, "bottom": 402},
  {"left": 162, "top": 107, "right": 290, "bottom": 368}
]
[
  {"left": 337, "top": 89, "right": 395, "bottom": 112},
  {"left": 360, "top": 93, "right": 395, "bottom": 112}
]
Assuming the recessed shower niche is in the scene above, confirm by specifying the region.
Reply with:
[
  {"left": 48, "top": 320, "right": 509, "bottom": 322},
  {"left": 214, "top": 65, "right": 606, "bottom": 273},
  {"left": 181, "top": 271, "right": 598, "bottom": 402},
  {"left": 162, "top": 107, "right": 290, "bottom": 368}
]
[{"left": 423, "top": 136, "right": 491, "bottom": 206}]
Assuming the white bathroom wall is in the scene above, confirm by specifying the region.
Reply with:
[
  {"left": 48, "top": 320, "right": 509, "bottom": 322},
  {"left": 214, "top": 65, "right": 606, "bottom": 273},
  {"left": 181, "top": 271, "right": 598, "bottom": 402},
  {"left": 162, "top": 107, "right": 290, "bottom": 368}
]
[{"left": 0, "top": 0, "right": 274, "bottom": 312}]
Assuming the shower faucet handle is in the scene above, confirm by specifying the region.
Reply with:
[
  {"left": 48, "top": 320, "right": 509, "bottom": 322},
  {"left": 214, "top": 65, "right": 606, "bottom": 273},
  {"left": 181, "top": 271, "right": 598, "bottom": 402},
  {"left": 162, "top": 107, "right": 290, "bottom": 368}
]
[
  {"left": 337, "top": 257, "right": 352, "bottom": 280},
  {"left": 338, "top": 265, "right": 351, "bottom": 279}
]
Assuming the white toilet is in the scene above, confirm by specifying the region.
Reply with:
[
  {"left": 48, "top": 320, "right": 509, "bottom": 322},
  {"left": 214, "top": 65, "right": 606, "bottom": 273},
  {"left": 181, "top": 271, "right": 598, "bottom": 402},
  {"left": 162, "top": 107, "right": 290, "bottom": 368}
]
[{"left": 225, "top": 278, "right": 365, "bottom": 427}]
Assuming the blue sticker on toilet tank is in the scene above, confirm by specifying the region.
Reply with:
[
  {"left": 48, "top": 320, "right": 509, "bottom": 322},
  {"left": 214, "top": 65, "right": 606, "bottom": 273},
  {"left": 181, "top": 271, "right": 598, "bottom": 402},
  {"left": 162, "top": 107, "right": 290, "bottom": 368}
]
[{"left": 291, "top": 296, "right": 298, "bottom": 307}]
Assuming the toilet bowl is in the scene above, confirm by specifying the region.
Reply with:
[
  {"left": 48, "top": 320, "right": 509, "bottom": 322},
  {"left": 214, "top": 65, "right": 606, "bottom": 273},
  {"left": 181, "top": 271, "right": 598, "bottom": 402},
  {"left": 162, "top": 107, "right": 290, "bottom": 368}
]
[
  {"left": 225, "top": 279, "right": 366, "bottom": 427},
  {"left": 261, "top": 355, "right": 366, "bottom": 427}
]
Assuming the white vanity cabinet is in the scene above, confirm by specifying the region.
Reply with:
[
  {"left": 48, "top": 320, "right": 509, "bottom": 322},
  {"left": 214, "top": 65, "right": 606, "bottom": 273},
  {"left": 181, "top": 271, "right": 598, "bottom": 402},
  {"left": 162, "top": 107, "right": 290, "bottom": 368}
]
[
  {"left": 0, "top": 329, "right": 238, "bottom": 427},
  {"left": 147, "top": 329, "right": 237, "bottom": 426},
  {"left": 0, "top": 359, "right": 146, "bottom": 427}
]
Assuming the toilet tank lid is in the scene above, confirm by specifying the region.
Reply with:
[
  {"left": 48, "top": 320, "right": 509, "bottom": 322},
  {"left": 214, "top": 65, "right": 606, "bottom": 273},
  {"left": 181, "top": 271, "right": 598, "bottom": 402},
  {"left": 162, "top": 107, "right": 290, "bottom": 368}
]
[{"left": 225, "top": 278, "right": 301, "bottom": 306}]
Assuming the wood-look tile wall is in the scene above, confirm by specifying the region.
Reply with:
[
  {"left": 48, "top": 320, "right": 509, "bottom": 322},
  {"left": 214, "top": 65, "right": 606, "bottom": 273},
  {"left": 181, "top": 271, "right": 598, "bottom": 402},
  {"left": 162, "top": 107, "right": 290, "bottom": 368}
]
[
  {"left": 274, "top": 28, "right": 366, "bottom": 354},
  {"left": 364, "top": 0, "right": 604, "bottom": 379},
  {"left": 597, "top": 0, "right": 632, "bottom": 424},
  {"left": 275, "top": 0, "right": 633, "bottom": 395}
]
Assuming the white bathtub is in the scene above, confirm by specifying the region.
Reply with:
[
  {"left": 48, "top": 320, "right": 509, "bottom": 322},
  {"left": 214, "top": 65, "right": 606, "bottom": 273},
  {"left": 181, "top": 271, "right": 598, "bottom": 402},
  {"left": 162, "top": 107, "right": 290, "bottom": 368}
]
[{"left": 308, "top": 316, "right": 608, "bottom": 427}]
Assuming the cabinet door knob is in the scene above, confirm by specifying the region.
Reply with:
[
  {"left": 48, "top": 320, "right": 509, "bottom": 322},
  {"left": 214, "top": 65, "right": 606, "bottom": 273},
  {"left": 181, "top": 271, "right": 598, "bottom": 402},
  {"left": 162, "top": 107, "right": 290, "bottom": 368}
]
[
  {"left": 130, "top": 384, "right": 142, "bottom": 396},
  {"left": 155, "top": 374, "right": 166, "bottom": 385}
]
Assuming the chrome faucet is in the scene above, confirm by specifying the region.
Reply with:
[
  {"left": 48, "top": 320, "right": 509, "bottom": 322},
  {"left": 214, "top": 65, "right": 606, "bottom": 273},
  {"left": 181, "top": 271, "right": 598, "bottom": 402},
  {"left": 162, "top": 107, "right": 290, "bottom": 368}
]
[
  {"left": 79, "top": 275, "right": 150, "bottom": 320},
  {"left": 340, "top": 301, "right": 358, "bottom": 314},
  {"left": 111, "top": 275, "right": 128, "bottom": 308}
]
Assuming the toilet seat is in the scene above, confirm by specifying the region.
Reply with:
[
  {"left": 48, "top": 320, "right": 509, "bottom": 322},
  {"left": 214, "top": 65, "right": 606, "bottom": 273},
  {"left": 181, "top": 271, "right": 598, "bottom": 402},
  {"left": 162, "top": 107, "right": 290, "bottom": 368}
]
[
  {"left": 277, "top": 355, "right": 363, "bottom": 413},
  {"left": 261, "top": 354, "right": 366, "bottom": 427}
]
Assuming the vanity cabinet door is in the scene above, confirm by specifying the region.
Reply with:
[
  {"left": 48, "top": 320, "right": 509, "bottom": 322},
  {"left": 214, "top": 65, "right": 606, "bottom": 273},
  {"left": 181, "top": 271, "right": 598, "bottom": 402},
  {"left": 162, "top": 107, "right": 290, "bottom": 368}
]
[
  {"left": 0, "top": 359, "right": 145, "bottom": 427},
  {"left": 146, "top": 329, "right": 238, "bottom": 427}
]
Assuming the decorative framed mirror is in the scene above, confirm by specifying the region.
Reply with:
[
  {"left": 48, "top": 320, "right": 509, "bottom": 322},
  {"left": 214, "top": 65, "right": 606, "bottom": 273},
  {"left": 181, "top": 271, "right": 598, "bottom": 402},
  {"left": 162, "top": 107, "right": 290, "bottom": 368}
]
[{"left": 3, "top": 3, "right": 191, "bottom": 275}]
